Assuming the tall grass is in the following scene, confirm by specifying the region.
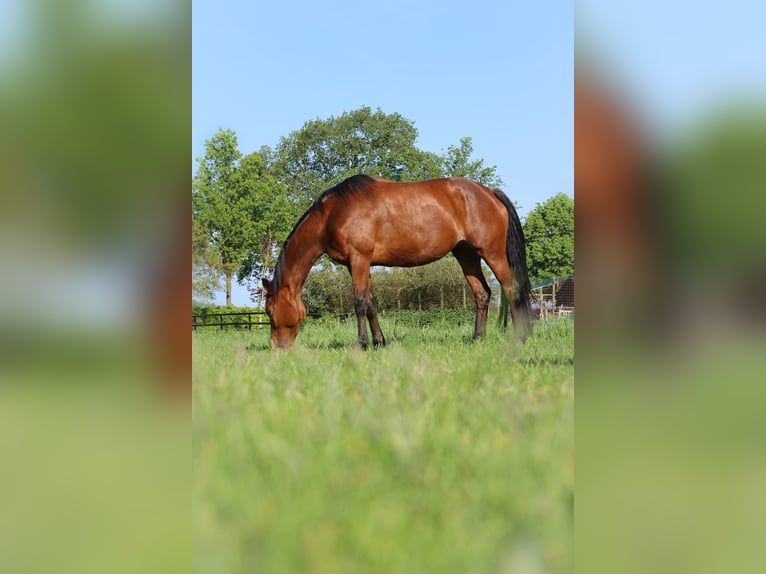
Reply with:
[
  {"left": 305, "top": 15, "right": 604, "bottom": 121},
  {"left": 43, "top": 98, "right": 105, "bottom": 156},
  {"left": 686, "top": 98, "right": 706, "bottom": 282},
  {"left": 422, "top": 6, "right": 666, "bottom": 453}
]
[{"left": 193, "top": 312, "right": 573, "bottom": 573}]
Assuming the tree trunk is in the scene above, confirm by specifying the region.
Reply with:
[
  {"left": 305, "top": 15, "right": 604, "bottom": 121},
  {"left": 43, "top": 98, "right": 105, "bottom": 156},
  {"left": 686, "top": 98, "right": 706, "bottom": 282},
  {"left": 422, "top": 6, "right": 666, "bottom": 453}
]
[{"left": 225, "top": 272, "right": 232, "bottom": 306}]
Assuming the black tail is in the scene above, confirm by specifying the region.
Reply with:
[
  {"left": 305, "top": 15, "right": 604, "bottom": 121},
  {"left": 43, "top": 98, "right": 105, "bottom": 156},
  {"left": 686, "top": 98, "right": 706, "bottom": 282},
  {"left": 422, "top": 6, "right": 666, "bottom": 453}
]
[{"left": 492, "top": 189, "right": 532, "bottom": 337}]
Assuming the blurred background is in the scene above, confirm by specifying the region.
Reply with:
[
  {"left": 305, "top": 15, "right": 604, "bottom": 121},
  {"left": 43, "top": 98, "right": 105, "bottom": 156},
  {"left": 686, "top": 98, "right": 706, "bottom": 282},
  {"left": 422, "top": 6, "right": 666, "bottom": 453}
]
[
  {"left": 576, "top": 1, "right": 766, "bottom": 572},
  {"left": 2, "top": 0, "right": 765, "bottom": 571},
  {"left": 0, "top": 0, "right": 188, "bottom": 572}
]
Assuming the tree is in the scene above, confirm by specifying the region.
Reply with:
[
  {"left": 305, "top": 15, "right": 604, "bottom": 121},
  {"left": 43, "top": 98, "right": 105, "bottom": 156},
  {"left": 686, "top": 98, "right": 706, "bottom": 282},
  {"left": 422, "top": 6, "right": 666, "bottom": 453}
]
[
  {"left": 193, "top": 128, "right": 253, "bottom": 306},
  {"left": 442, "top": 137, "right": 504, "bottom": 188},
  {"left": 235, "top": 149, "right": 298, "bottom": 306},
  {"left": 274, "top": 106, "right": 500, "bottom": 207},
  {"left": 523, "top": 193, "right": 574, "bottom": 281},
  {"left": 192, "top": 217, "right": 222, "bottom": 301},
  {"left": 275, "top": 106, "right": 427, "bottom": 207}
]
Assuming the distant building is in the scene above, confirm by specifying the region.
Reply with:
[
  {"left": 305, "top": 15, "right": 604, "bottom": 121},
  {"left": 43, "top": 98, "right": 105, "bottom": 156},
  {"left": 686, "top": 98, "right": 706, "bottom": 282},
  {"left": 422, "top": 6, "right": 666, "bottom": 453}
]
[{"left": 530, "top": 276, "right": 574, "bottom": 318}]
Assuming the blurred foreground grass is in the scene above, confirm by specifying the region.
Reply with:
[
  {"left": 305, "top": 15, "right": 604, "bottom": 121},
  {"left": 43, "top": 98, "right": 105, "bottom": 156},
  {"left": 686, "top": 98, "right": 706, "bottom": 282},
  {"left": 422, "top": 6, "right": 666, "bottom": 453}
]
[
  {"left": 0, "top": 1, "right": 189, "bottom": 572},
  {"left": 576, "top": 3, "right": 766, "bottom": 570},
  {"left": 0, "top": 381, "right": 189, "bottom": 574},
  {"left": 193, "top": 315, "right": 574, "bottom": 573},
  {"left": 577, "top": 333, "right": 766, "bottom": 574}
]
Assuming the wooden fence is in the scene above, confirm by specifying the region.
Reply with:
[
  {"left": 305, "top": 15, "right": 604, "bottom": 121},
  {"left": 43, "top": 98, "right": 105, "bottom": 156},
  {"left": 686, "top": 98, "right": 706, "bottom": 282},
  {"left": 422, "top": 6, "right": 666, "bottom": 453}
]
[
  {"left": 192, "top": 311, "right": 332, "bottom": 330},
  {"left": 192, "top": 311, "right": 269, "bottom": 331}
]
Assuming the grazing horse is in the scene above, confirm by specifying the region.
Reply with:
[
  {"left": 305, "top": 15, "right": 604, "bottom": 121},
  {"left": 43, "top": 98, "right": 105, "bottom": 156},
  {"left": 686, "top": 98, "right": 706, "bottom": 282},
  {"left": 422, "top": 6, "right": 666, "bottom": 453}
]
[{"left": 261, "top": 175, "right": 532, "bottom": 349}]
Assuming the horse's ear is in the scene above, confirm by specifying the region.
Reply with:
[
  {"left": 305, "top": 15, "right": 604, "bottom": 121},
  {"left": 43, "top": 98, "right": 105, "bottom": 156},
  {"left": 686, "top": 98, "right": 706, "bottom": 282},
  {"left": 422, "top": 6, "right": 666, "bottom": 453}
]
[{"left": 262, "top": 278, "right": 273, "bottom": 296}]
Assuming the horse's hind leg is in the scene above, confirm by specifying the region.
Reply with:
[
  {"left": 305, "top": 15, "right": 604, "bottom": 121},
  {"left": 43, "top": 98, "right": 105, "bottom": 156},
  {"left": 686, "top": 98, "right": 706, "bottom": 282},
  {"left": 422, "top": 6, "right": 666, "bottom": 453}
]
[
  {"left": 366, "top": 277, "right": 386, "bottom": 348},
  {"left": 479, "top": 247, "right": 532, "bottom": 341},
  {"left": 452, "top": 242, "right": 492, "bottom": 339}
]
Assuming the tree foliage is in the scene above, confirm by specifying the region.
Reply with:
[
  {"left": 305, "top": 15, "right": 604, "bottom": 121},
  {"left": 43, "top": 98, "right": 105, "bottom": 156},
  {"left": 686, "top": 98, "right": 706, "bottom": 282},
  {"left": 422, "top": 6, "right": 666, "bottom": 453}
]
[
  {"left": 192, "top": 217, "right": 222, "bottom": 301},
  {"left": 443, "top": 137, "right": 504, "bottom": 188},
  {"left": 193, "top": 128, "right": 253, "bottom": 305},
  {"left": 275, "top": 106, "right": 437, "bottom": 209},
  {"left": 274, "top": 106, "right": 500, "bottom": 208},
  {"left": 193, "top": 129, "right": 296, "bottom": 305},
  {"left": 235, "top": 150, "right": 297, "bottom": 283},
  {"left": 523, "top": 193, "right": 574, "bottom": 281},
  {"left": 666, "top": 108, "right": 766, "bottom": 272}
]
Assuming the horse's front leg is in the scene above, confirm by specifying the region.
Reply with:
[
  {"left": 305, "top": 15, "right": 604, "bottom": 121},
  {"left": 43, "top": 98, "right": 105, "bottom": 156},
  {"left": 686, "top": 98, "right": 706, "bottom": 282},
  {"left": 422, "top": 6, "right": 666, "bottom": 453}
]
[
  {"left": 349, "top": 260, "right": 371, "bottom": 350},
  {"left": 354, "top": 289, "right": 370, "bottom": 350},
  {"left": 366, "top": 279, "right": 386, "bottom": 348}
]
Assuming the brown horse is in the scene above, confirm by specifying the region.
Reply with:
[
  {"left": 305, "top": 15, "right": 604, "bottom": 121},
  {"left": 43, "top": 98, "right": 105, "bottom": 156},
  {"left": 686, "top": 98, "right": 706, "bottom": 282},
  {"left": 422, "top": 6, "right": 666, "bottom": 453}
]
[{"left": 262, "top": 175, "right": 532, "bottom": 349}]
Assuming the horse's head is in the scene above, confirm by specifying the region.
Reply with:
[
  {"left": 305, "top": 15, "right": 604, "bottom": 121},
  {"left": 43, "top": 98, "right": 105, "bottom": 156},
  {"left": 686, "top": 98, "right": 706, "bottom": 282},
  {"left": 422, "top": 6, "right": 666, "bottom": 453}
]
[{"left": 262, "top": 278, "right": 306, "bottom": 350}]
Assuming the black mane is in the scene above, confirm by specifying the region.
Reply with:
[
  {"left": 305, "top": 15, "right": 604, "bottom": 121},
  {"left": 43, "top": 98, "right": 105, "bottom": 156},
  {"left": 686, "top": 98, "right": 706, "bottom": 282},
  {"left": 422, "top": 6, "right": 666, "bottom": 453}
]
[
  {"left": 311, "top": 173, "right": 376, "bottom": 216},
  {"left": 270, "top": 174, "right": 376, "bottom": 299}
]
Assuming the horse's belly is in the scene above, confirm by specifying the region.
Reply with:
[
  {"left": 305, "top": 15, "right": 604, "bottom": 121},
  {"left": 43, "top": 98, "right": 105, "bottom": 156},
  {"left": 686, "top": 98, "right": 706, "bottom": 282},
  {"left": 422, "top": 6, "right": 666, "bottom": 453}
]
[
  {"left": 371, "top": 227, "right": 458, "bottom": 267},
  {"left": 372, "top": 252, "right": 447, "bottom": 267},
  {"left": 326, "top": 202, "right": 463, "bottom": 266}
]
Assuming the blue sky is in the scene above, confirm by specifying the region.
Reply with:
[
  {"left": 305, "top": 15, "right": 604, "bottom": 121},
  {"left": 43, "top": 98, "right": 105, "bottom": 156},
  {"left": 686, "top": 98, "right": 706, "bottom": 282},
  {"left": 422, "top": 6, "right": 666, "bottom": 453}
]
[
  {"left": 193, "top": 0, "right": 574, "bottom": 305},
  {"left": 577, "top": 0, "right": 766, "bottom": 137}
]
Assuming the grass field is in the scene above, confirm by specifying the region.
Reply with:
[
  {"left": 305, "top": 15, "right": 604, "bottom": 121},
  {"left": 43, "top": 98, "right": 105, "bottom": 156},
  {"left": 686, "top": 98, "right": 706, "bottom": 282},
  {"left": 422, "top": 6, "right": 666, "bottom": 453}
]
[{"left": 193, "top": 311, "right": 573, "bottom": 573}]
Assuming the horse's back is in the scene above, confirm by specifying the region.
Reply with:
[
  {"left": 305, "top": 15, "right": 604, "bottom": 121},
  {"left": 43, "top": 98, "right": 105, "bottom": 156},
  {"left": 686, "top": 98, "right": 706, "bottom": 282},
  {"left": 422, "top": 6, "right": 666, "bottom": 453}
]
[
  {"left": 373, "top": 177, "right": 502, "bottom": 222},
  {"left": 322, "top": 177, "right": 507, "bottom": 266}
]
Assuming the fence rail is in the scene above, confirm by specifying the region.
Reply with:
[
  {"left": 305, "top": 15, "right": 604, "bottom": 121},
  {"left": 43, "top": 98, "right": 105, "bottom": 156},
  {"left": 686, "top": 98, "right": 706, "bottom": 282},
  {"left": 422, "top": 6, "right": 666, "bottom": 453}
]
[
  {"left": 191, "top": 310, "right": 331, "bottom": 330},
  {"left": 192, "top": 311, "right": 269, "bottom": 330}
]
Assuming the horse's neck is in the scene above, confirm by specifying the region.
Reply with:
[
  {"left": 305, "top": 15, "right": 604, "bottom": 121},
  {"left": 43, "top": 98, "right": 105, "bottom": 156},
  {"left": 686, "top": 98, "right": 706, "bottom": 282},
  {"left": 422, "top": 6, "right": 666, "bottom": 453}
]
[{"left": 281, "top": 212, "right": 325, "bottom": 291}]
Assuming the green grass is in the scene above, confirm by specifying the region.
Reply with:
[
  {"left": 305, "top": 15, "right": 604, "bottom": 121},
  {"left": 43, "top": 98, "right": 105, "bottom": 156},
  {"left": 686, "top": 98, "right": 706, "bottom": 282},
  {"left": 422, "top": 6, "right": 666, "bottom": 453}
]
[{"left": 193, "top": 312, "right": 573, "bottom": 574}]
